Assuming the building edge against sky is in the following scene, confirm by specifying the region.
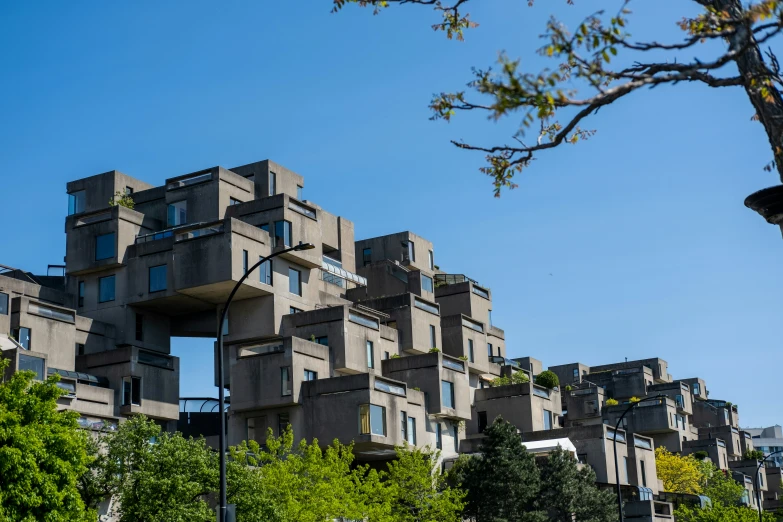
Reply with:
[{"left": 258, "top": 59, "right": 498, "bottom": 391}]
[{"left": 1, "top": 159, "right": 780, "bottom": 521}]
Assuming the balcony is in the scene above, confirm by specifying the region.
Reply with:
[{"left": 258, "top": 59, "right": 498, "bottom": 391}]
[
  {"left": 382, "top": 352, "right": 471, "bottom": 421},
  {"left": 604, "top": 397, "right": 678, "bottom": 435},
  {"left": 472, "top": 381, "right": 562, "bottom": 434},
  {"left": 301, "top": 373, "right": 426, "bottom": 460}
]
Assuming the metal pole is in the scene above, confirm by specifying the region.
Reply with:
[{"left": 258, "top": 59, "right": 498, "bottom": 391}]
[
  {"left": 612, "top": 395, "right": 666, "bottom": 522},
  {"left": 755, "top": 449, "right": 783, "bottom": 522},
  {"left": 216, "top": 243, "right": 313, "bottom": 522}
]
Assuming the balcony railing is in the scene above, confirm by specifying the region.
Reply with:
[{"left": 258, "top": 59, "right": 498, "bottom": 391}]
[
  {"left": 166, "top": 171, "right": 212, "bottom": 190},
  {"left": 434, "top": 273, "right": 479, "bottom": 288},
  {"left": 489, "top": 356, "right": 521, "bottom": 369}
]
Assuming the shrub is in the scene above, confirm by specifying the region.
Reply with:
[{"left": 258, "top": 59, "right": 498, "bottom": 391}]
[
  {"left": 109, "top": 191, "right": 135, "bottom": 209},
  {"left": 429, "top": 347, "right": 440, "bottom": 353},
  {"left": 390, "top": 354, "right": 401, "bottom": 359},
  {"left": 630, "top": 396, "right": 641, "bottom": 403},
  {"left": 490, "top": 371, "right": 529, "bottom": 387},
  {"left": 564, "top": 385, "right": 572, "bottom": 392},
  {"left": 458, "top": 355, "right": 469, "bottom": 361},
  {"left": 534, "top": 370, "right": 559, "bottom": 389},
  {"left": 606, "top": 398, "right": 619, "bottom": 406},
  {"left": 692, "top": 451, "right": 709, "bottom": 460},
  {"left": 744, "top": 450, "right": 765, "bottom": 461}
]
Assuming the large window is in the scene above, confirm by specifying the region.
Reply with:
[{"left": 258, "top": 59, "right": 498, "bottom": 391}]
[
  {"left": 135, "top": 313, "right": 143, "bottom": 342},
  {"left": 167, "top": 200, "right": 187, "bottom": 227},
  {"left": 122, "top": 376, "right": 141, "bottom": 406},
  {"left": 18, "top": 354, "right": 44, "bottom": 380},
  {"left": 421, "top": 275, "right": 434, "bottom": 293},
  {"left": 349, "top": 311, "right": 379, "bottom": 329},
  {"left": 269, "top": 171, "right": 277, "bottom": 196},
  {"left": 95, "top": 233, "right": 115, "bottom": 261},
  {"left": 366, "top": 340, "right": 374, "bottom": 369},
  {"left": 0, "top": 292, "right": 7, "bottom": 315},
  {"left": 468, "top": 339, "right": 474, "bottom": 363},
  {"left": 149, "top": 265, "right": 167, "bottom": 293},
  {"left": 407, "top": 416, "right": 417, "bottom": 445},
  {"left": 359, "top": 404, "right": 386, "bottom": 436},
  {"left": 278, "top": 412, "right": 290, "bottom": 435},
  {"left": 77, "top": 282, "right": 85, "bottom": 307},
  {"left": 68, "top": 190, "right": 86, "bottom": 215},
  {"left": 288, "top": 267, "right": 301, "bottom": 295},
  {"left": 362, "top": 248, "right": 372, "bottom": 266},
  {"left": 98, "top": 275, "right": 116, "bottom": 303},
  {"left": 258, "top": 257, "right": 272, "bottom": 285},
  {"left": 281, "top": 367, "right": 292, "bottom": 396},
  {"left": 429, "top": 325, "right": 437, "bottom": 348},
  {"left": 274, "top": 220, "right": 292, "bottom": 247},
  {"left": 478, "top": 411, "right": 488, "bottom": 433},
  {"left": 304, "top": 369, "right": 317, "bottom": 381},
  {"left": 543, "top": 409, "right": 553, "bottom": 430},
  {"left": 442, "top": 381, "right": 455, "bottom": 409}
]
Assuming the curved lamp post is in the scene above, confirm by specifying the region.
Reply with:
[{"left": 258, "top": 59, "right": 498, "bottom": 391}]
[
  {"left": 612, "top": 394, "right": 667, "bottom": 522},
  {"left": 755, "top": 449, "right": 783, "bottom": 522},
  {"left": 216, "top": 242, "right": 315, "bottom": 522}
]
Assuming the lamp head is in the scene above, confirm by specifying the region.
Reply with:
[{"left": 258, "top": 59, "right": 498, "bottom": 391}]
[{"left": 294, "top": 242, "right": 316, "bottom": 251}]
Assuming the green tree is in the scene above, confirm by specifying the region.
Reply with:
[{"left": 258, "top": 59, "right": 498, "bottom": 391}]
[
  {"left": 95, "top": 415, "right": 218, "bottom": 522},
  {"left": 675, "top": 502, "right": 776, "bottom": 522},
  {"left": 702, "top": 466, "right": 748, "bottom": 507},
  {"left": 335, "top": 0, "right": 783, "bottom": 194},
  {"left": 386, "top": 445, "right": 465, "bottom": 522},
  {"left": 534, "top": 371, "right": 559, "bottom": 390},
  {"left": 536, "top": 446, "right": 617, "bottom": 522},
  {"left": 655, "top": 447, "right": 706, "bottom": 494},
  {"left": 451, "top": 418, "right": 544, "bottom": 522},
  {"left": 0, "top": 358, "right": 94, "bottom": 522}
]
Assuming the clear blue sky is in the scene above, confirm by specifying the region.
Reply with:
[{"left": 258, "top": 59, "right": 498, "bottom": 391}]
[{"left": 1, "top": 1, "right": 780, "bottom": 427}]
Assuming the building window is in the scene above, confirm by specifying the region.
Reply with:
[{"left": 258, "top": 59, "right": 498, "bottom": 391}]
[
  {"left": 488, "top": 309, "right": 492, "bottom": 327},
  {"left": 167, "top": 200, "right": 187, "bottom": 227},
  {"left": 478, "top": 411, "right": 488, "bottom": 433},
  {"left": 278, "top": 413, "right": 290, "bottom": 435},
  {"left": 74, "top": 282, "right": 84, "bottom": 308},
  {"left": 442, "top": 381, "right": 455, "bottom": 409},
  {"left": 18, "top": 353, "right": 43, "bottom": 379},
  {"left": 98, "top": 275, "right": 115, "bottom": 303},
  {"left": 288, "top": 268, "right": 302, "bottom": 295},
  {"left": 428, "top": 250, "right": 434, "bottom": 270},
  {"left": 429, "top": 325, "right": 436, "bottom": 348},
  {"left": 242, "top": 250, "right": 248, "bottom": 274},
  {"left": 640, "top": 460, "right": 647, "bottom": 486},
  {"left": 421, "top": 275, "right": 433, "bottom": 293},
  {"left": 453, "top": 425, "right": 459, "bottom": 452},
  {"left": 230, "top": 197, "right": 243, "bottom": 206},
  {"left": 623, "top": 456, "right": 630, "bottom": 484},
  {"left": 281, "top": 367, "right": 292, "bottom": 396},
  {"left": 0, "top": 292, "right": 8, "bottom": 315},
  {"left": 135, "top": 313, "right": 143, "bottom": 342},
  {"left": 122, "top": 376, "right": 141, "bottom": 406},
  {"left": 468, "top": 339, "right": 474, "bottom": 363},
  {"left": 405, "top": 240, "right": 415, "bottom": 262},
  {"left": 366, "top": 341, "right": 374, "bottom": 369},
  {"left": 384, "top": 351, "right": 390, "bottom": 360},
  {"left": 68, "top": 190, "right": 86, "bottom": 215},
  {"left": 77, "top": 343, "right": 85, "bottom": 356},
  {"left": 149, "top": 265, "right": 167, "bottom": 293},
  {"left": 289, "top": 307, "right": 303, "bottom": 314},
  {"left": 573, "top": 368, "right": 579, "bottom": 380},
  {"left": 258, "top": 258, "right": 272, "bottom": 285},
  {"left": 315, "top": 336, "right": 328, "bottom": 346},
  {"left": 543, "top": 409, "right": 553, "bottom": 431},
  {"left": 95, "top": 233, "right": 115, "bottom": 261},
  {"left": 125, "top": 186, "right": 133, "bottom": 195},
  {"left": 693, "top": 383, "right": 701, "bottom": 396},
  {"left": 362, "top": 248, "right": 372, "bottom": 266},
  {"left": 296, "top": 185, "right": 303, "bottom": 200},
  {"left": 304, "top": 369, "right": 317, "bottom": 381},
  {"left": 401, "top": 411, "right": 407, "bottom": 440},
  {"left": 436, "top": 423, "right": 442, "bottom": 449},
  {"left": 269, "top": 171, "right": 277, "bottom": 196},
  {"left": 359, "top": 404, "right": 386, "bottom": 436},
  {"left": 487, "top": 343, "right": 493, "bottom": 357},
  {"left": 274, "top": 220, "right": 292, "bottom": 247},
  {"left": 407, "top": 416, "right": 417, "bottom": 445}
]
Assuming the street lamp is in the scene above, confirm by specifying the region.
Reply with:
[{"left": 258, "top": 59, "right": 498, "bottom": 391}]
[
  {"left": 216, "top": 242, "right": 315, "bottom": 522},
  {"left": 754, "top": 449, "right": 783, "bottom": 522},
  {"left": 611, "top": 394, "right": 667, "bottom": 522}
]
